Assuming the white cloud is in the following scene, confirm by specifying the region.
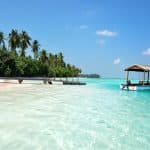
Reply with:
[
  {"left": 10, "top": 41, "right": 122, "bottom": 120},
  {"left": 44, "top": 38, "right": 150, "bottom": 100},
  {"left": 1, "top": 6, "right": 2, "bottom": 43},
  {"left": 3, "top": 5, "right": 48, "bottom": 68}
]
[
  {"left": 80, "top": 25, "right": 88, "bottom": 30},
  {"left": 96, "top": 39, "right": 105, "bottom": 45},
  {"left": 142, "top": 48, "right": 150, "bottom": 55},
  {"left": 114, "top": 58, "right": 121, "bottom": 64},
  {"left": 96, "top": 30, "right": 117, "bottom": 37}
]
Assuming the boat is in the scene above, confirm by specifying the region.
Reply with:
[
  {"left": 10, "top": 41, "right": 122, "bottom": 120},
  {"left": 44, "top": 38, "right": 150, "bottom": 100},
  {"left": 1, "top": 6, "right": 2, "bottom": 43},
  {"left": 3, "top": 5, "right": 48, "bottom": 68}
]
[
  {"left": 120, "top": 64, "right": 150, "bottom": 91},
  {"left": 63, "top": 80, "right": 86, "bottom": 85}
]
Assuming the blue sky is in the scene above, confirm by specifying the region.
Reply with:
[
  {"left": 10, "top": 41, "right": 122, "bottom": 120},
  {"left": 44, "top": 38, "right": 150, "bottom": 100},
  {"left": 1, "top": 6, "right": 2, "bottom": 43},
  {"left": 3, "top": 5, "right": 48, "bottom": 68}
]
[{"left": 0, "top": 0, "right": 150, "bottom": 77}]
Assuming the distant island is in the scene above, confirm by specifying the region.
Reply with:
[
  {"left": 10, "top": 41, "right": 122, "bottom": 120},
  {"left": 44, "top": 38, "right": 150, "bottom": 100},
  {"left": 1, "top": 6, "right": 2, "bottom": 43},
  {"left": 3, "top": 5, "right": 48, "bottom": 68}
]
[{"left": 80, "top": 74, "right": 100, "bottom": 78}]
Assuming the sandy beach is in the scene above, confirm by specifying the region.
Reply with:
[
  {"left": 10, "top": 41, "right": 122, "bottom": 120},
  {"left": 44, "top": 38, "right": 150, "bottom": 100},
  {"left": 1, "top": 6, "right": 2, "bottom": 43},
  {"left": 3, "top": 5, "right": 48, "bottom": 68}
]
[
  {"left": 0, "top": 83, "right": 19, "bottom": 89},
  {"left": 0, "top": 80, "right": 32, "bottom": 90}
]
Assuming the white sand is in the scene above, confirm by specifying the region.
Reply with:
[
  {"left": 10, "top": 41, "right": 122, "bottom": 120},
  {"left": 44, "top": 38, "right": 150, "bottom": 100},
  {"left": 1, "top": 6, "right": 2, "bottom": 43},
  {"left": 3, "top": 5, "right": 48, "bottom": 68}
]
[{"left": 0, "top": 79, "right": 32, "bottom": 90}]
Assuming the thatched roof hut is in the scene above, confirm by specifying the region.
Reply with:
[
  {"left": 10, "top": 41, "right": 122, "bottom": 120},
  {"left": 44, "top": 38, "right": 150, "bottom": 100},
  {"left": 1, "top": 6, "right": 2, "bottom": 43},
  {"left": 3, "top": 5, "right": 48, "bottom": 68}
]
[{"left": 124, "top": 64, "right": 150, "bottom": 72}]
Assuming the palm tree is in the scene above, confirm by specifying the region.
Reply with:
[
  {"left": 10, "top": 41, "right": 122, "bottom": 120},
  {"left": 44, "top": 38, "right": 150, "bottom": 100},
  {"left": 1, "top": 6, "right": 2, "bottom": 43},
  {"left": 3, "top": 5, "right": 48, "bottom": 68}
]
[
  {"left": 31, "top": 40, "right": 40, "bottom": 59},
  {"left": 40, "top": 49, "right": 48, "bottom": 63},
  {"left": 58, "top": 52, "right": 65, "bottom": 67},
  {"left": 54, "top": 54, "right": 58, "bottom": 66},
  {"left": 8, "top": 29, "right": 20, "bottom": 52},
  {"left": 19, "top": 31, "right": 31, "bottom": 57},
  {"left": 0, "top": 31, "right": 6, "bottom": 50},
  {"left": 48, "top": 53, "right": 54, "bottom": 66}
]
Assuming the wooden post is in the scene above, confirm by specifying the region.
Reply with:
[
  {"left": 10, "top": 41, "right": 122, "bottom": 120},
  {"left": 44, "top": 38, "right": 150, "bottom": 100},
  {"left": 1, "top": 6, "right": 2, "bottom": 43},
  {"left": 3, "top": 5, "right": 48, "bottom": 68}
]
[
  {"left": 143, "top": 71, "right": 145, "bottom": 85},
  {"left": 43, "top": 79, "right": 47, "bottom": 84},
  {"left": 77, "top": 76, "right": 79, "bottom": 82},
  {"left": 48, "top": 78, "right": 52, "bottom": 84},
  {"left": 18, "top": 79, "right": 23, "bottom": 84},
  {"left": 126, "top": 71, "right": 129, "bottom": 82}
]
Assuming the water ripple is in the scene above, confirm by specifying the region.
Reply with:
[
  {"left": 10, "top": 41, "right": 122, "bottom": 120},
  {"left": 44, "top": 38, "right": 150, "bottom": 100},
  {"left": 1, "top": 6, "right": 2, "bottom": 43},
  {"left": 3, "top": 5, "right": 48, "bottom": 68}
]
[{"left": 0, "top": 80, "right": 149, "bottom": 149}]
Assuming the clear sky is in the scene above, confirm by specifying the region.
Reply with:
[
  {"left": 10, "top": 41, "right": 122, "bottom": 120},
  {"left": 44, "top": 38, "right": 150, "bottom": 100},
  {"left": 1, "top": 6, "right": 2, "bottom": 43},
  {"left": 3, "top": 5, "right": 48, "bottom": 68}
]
[{"left": 0, "top": 0, "right": 150, "bottom": 77}]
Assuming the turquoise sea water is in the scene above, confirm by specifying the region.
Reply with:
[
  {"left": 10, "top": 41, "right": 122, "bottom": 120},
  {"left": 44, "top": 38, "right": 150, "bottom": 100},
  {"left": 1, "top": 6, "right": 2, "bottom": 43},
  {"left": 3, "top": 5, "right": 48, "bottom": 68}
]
[{"left": 0, "top": 79, "right": 150, "bottom": 150}]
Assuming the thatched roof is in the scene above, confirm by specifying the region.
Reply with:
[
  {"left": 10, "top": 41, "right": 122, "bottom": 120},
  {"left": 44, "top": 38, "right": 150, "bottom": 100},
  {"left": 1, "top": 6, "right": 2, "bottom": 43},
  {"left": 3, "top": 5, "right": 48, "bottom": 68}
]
[{"left": 124, "top": 64, "right": 150, "bottom": 72}]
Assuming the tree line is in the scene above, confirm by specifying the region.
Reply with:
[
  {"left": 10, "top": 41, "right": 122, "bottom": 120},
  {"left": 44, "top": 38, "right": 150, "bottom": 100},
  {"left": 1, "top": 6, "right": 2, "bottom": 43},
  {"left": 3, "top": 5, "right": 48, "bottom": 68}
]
[{"left": 0, "top": 29, "right": 81, "bottom": 77}]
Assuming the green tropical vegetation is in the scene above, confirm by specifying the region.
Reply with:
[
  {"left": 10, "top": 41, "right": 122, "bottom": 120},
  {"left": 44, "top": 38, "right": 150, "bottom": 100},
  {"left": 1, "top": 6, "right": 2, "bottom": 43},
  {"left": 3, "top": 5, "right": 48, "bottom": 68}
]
[{"left": 0, "top": 29, "right": 81, "bottom": 77}]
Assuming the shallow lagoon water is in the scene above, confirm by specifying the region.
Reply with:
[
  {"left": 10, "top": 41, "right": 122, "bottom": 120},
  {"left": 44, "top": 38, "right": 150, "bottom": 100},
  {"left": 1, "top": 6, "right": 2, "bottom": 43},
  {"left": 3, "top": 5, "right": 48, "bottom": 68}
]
[{"left": 0, "top": 79, "right": 149, "bottom": 149}]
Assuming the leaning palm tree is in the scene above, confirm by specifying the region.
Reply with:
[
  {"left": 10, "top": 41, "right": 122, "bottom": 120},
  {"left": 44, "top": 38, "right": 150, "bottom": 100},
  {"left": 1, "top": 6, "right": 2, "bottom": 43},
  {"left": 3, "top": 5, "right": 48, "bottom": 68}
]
[
  {"left": 19, "top": 31, "right": 31, "bottom": 57},
  {"left": 0, "top": 31, "right": 6, "bottom": 50},
  {"left": 31, "top": 40, "right": 40, "bottom": 59},
  {"left": 8, "top": 29, "right": 20, "bottom": 52}
]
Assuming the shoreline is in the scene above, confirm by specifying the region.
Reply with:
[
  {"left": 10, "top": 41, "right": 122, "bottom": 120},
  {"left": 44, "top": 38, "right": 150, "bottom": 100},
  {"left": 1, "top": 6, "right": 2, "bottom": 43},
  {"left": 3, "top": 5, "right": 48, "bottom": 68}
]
[
  {"left": 0, "top": 82, "right": 20, "bottom": 90},
  {"left": 0, "top": 80, "right": 33, "bottom": 90}
]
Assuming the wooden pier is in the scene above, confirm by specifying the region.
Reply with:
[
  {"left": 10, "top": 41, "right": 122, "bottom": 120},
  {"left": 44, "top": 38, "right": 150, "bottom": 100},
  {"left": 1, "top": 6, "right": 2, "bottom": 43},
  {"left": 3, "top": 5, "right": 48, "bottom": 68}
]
[
  {"left": 63, "top": 80, "right": 86, "bottom": 85},
  {"left": 0, "top": 77, "right": 86, "bottom": 85}
]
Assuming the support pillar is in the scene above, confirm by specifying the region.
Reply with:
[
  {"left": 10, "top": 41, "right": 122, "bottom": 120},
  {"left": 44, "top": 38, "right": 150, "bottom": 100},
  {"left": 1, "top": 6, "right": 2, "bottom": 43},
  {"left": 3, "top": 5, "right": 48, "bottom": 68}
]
[
  {"left": 43, "top": 79, "right": 47, "bottom": 84},
  {"left": 126, "top": 71, "right": 129, "bottom": 81},
  {"left": 143, "top": 71, "right": 145, "bottom": 85},
  {"left": 18, "top": 79, "right": 23, "bottom": 84}
]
